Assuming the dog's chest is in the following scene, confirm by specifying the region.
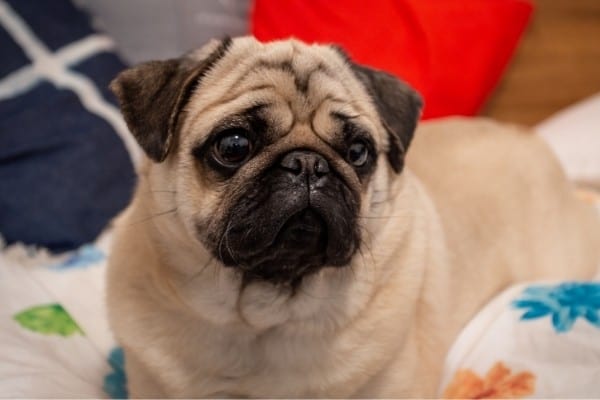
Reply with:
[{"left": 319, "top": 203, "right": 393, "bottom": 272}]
[{"left": 156, "top": 325, "right": 364, "bottom": 398}]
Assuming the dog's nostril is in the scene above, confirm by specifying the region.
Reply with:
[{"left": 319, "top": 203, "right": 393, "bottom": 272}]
[
  {"left": 280, "top": 150, "right": 329, "bottom": 177},
  {"left": 280, "top": 154, "right": 303, "bottom": 174},
  {"left": 314, "top": 158, "right": 330, "bottom": 177}
]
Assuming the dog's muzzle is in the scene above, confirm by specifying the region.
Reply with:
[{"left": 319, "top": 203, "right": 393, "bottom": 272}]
[{"left": 212, "top": 149, "right": 361, "bottom": 286}]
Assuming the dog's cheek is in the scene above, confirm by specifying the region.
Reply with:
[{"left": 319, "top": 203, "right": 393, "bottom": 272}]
[
  {"left": 192, "top": 198, "right": 228, "bottom": 247},
  {"left": 175, "top": 178, "right": 223, "bottom": 247}
]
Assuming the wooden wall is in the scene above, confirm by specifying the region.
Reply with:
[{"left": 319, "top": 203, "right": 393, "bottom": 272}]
[{"left": 483, "top": 0, "right": 600, "bottom": 125}]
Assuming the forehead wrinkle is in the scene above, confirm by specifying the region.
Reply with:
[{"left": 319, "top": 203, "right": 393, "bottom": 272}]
[
  {"left": 218, "top": 55, "right": 299, "bottom": 100},
  {"left": 218, "top": 66, "right": 298, "bottom": 108},
  {"left": 195, "top": 39, "right": 354, "bottom": 106},
  {"left": 203, "top": 82, "right": 276, "bottom": 112},
  {"left": 200, "top": 39, "right": 352, "bottom": 107},
  {"left": 245, "top": 61, "right": 329, "bottom": 99},
  {"left": 234, "top": 45, "right": 341, "bottom": 104},
  {"left": 185, "top": 85, "right": 278, "bottom": 130},
  {"left": 304, "top": 47, "right": 383, "bottom": 132},
  {"left": 308, "top": 70, "right": 368, "bottom": 115},
  {"left": 186, "top": 41, "right": 296, "bottom": 112},
  {"left": 309, "top": 96, "right": 352, "bottom": 143},
  {"left": 305, "top": 72, "right": 371, "bottom": 141}
]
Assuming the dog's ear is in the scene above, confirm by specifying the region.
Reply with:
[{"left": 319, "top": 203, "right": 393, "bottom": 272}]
[
  {"left": 110, "top": 38, "right": 232, "bottom": 162},
  {"left": 349, "top": 63, "right": 423, "bottom": 173}
]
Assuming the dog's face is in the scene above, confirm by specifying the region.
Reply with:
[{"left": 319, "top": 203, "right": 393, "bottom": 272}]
[{"left": 111, "top": 37, "right": 421, "bottom": 288}]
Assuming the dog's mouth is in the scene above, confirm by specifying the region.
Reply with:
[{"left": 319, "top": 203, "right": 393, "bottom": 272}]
[
  {"left": 213, "top": 205, "right": 339, "bottom": 286},
  {"left": 225, "top": 207, "right": 330, "bottom": 285},
  {"left": 277, "top": 208, "right": 327, "bottom": 246},
  {"left": 210, "top": 201, "right": 359, "bottom": 287}
]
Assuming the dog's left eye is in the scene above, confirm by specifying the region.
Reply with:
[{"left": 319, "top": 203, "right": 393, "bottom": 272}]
[
  {"left": 213, "top": 129, "right": 252, "bottom": 167},
  {"left": 347, "top": 141, "right": 369, "bottom": 167}
]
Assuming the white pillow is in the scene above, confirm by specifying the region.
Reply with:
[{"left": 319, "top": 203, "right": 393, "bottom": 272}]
[{"left": 535, "top": 93, "right": 600, "bottom": 188}]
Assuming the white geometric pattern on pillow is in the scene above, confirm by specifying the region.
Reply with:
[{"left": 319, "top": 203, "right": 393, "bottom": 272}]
[{"left": 0, "top": 0, "right": 141, "bottom": 165}]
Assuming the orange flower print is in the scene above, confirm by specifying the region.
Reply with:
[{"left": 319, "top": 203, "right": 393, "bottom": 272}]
[{"left": 443, "top": 361, "right": 535, "bottom": 399}]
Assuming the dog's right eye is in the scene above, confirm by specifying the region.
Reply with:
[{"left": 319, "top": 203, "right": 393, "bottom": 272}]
[{"left": 213, "top": 129, "right": 252, "bottom": 167}]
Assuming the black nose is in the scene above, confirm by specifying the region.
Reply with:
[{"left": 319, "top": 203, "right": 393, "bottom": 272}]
[{"left": 280, "top": 150, "right": 330, "bottom": 178}]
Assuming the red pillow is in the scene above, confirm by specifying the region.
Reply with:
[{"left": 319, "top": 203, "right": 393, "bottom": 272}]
[{"left": 251, "top": 0, "right": 533, "bottom": 119}]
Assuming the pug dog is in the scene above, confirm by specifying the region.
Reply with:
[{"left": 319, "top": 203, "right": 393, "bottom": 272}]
[{"left": 106, "top": 36, "right": 600, "bottom": 398}]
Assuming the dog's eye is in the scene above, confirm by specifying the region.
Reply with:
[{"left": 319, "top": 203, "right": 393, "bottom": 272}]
[
  {"left": 347, "top": 141, "right": 369, "bottom": 167},
  {"left": 214, "top": 129, "right": 252, "bottom": 167}
]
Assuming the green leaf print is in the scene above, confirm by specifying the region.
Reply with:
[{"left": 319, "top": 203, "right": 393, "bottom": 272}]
[{"left": 13, "top": 303, "right": 84, "bottom": 336}]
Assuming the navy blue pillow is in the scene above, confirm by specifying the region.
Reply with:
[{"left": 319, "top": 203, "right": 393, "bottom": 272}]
[{"left": 0, "top": 0, "right": 136, "bottom": 252}]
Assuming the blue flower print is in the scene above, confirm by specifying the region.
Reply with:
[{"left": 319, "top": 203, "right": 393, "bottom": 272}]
[
  {"left": 50, "top": 244, "right": 104, "bottom": 270},
  {"left": 512, "top": 282, "right": 600, "bottom": 333},
  {"left": 103, "top": 347, "right": 128, "bottom": 399}
]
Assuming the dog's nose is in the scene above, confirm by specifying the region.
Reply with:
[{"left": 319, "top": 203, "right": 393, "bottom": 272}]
[{"left": 280, "top": 150, "right": 330, "bottom": 178}]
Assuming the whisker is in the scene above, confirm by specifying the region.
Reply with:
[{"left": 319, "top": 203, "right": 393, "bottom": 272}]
[
  {"left": 225, "top": 228, "right": 238, "bottom": 265},
  {"left": 362, "top": 239, "right": 376, "bottom": 277},
  {"left": 358, "top": 215, "right": 408, "bottom": 220},
  {"left": 184, "top": 257, "right": 215, "bottom": 287},
  {"left": 128, "top": 208, "right": 178, "bottom": 226},
  {"left": 218, "top": 221, "right": 237, "bottom": 265}
]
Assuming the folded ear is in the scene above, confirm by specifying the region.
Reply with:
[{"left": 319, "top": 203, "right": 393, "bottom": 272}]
[
  {"left": 110, "top": 38, "right": 232, "bottom": 162},
  {"left": 350, "top": 64, "right": 423, "bottom": 173}
]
